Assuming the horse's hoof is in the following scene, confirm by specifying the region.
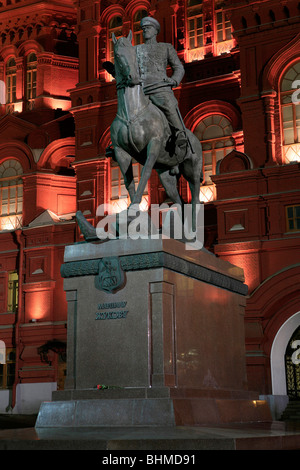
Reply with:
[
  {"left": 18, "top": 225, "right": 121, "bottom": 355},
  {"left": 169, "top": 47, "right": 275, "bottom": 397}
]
[
  {"left": 129, "top": 201, "right": 142, "bottom": 208},
  {"left": 76, "top": 211, "right": 98, "bottom": 241}
]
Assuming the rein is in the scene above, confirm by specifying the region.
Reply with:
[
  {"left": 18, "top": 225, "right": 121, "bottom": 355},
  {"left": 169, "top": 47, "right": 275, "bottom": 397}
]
[
  {"left": 114, "top": 49, "right": 150, "bottom": 153},
  {"left": 116, "top": 99, "right": 150, "bottom": 154},
  {"left": 114, "top": 39, "right": 151, "bottom": 153},
  {"left": 116, "top": 99, "right": 150, "bottom": 126}
]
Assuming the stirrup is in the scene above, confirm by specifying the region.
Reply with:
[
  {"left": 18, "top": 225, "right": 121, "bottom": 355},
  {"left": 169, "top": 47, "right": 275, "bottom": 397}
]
[{"left": 175, "top": 130, "right": 188, "bottom": 147}]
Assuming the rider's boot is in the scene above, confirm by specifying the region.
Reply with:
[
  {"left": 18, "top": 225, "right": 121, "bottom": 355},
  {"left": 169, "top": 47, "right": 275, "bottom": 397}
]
[{"left": 170, "top": 130, "right": 188, "bottom": 175}]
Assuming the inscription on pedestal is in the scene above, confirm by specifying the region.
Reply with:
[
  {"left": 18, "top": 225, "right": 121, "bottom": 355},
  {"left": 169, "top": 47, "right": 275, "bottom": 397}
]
[{"left": 95, "top": 301, "right": 128, "bottom": 320}]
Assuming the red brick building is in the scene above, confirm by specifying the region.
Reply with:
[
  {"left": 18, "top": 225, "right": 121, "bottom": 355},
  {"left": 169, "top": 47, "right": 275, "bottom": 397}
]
[{"left": 0, "top": 0, "right": 299, "bottom": 418}]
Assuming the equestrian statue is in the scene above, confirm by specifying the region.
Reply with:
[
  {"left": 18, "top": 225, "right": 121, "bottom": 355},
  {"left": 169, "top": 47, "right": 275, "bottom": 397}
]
[{"left": 76, "top": 17, "right": 203, "bottom": 241}]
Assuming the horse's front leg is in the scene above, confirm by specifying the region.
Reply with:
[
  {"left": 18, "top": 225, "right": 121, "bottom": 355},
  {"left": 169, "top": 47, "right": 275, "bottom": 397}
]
[
  {"left": 114, "top": 146, "right": 136, "bottom": 202},
  {"left": 130, "top": 138, "right": 161, "bottom": 206}
]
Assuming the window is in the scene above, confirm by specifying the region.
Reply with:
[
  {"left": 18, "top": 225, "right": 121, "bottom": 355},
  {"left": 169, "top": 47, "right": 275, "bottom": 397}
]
[
  {"left": 110, "top": 159, "right": 148, "bottom": 213},
  {"left": 0, "top": 341, "right": 5, "bottom": 365},
  {"left": 26, "top": 52, "right": 37, "bottom": 110},
  {"left": 108, "top": 16, "right": 123, "bottom": 63},
  {"left": 0, "top": 159, "right": 23, "bottom": 231},
  {"left": 280, "top": 62, "right": 300, "bottom": 163},
  {"left": 187, "top": 0, "right": 204, "bottom": 52},
  {"left": 194, "top": 115, "right": 235, "bottom": 202},
  {"left": 216, "top": 10, "right": 232, "bottom": 43},
  {"left": 186, "top": 0, "right": 233, "bottom": 59},
  {"left": 133, "top": 9, "right": 148, "bottom": 45},
  {"left": 0, "top": 348, "right": 15, "bottom": 389},
  {"left": 286, "top": 205, "right": 300, "bottom": 232},
  {"left": 7, "top": 272, "right": 18, "bottom": 312},
  {"left": 285, "top": 326, "right": 300, "bottom": 399},
  {"left": 5, "top": 58, "right": 16, "bottom": 113},
  {"left": 215, "top": 3, "right": 234, "bottom": 55}
]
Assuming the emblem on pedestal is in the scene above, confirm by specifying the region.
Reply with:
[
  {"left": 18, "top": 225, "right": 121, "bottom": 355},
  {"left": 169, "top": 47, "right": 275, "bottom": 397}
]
[{"left": 95, "top": 256, "right": 125, "bottom": 293}]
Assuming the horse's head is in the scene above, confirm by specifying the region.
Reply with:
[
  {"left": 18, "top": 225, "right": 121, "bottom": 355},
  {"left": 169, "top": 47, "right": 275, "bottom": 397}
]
[{"left": 112, "top": 31, "right": 141, "bottom": 88}]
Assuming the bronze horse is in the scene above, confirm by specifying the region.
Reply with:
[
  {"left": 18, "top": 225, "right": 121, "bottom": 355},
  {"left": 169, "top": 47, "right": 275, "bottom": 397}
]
[{"left": 109, "top": 31, "right": 203, "bottom": 230}]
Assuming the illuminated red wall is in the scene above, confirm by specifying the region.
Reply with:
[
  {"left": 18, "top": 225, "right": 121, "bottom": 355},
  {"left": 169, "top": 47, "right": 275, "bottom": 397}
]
[{"left": 0, "top": 0, "right": 299, "bottom": 402}]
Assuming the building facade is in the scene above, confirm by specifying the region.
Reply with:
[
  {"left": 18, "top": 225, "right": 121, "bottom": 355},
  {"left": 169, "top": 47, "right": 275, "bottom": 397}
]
[
  {"left": 0, "top": 0, "right": 299, "bottom": 417},
  {"left": 0, "top": 0, "right": 78, "bottom": 412}
]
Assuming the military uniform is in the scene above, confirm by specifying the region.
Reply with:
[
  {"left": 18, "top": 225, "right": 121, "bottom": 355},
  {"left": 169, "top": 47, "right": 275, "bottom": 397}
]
[{"left": 136, "top": 42, "right": 185, "bottom": 134}]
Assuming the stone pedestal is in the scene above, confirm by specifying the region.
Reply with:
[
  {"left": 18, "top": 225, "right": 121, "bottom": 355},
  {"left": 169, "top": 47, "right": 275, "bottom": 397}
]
[{"left": 36, "top": 238, "right": 271, "bottom": 427}]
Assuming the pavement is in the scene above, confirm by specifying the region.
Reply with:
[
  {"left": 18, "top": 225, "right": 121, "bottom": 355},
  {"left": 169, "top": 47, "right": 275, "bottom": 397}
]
[{"left": 0, "top": 417, "right": 300, "bottom": 450}]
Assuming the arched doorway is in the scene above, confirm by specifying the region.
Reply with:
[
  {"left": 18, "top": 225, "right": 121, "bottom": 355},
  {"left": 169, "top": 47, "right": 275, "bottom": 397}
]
[
  {"left": 271, "top": 311, "right": 300, "bottom": 396},
  {"left": 285, "top": 326, "right": 300, "bottom": 400}
]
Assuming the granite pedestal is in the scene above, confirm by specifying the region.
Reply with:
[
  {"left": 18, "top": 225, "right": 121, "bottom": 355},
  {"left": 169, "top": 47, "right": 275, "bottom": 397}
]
[{"left": 36, "top": 238, "right": 271, "bottom": 428}]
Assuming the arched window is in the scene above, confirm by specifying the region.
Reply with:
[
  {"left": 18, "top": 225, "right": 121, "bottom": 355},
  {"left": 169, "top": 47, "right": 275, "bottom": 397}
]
[
  {"left": 280, "top": 61, "right": 300, "bottom": 163},
  {"left": 133, "top": 9, "right": 148, "bottom": 45},
  {"left": 110, "top": 159, "right": 148, "bottom": 214},
  {"left": 108, "top": 16, "right": 123, "bottom": 63},
  {"left": 0, "top": 159, "right": 23, "bottom": 231},
  {"left": 5, "top": 58, "right": 16, "bottom": 113},
  {"left": 26, "top": 52, "right": 37, "bottom": 110},
  {"left": 194, "top": 115, "right": 235, "bottom": 202},
  {"left": 285, "top": 325, "right": 300, "bottom": 399},
  {"left": 186, "top": 0, "right": 204, "bottom": 62}
]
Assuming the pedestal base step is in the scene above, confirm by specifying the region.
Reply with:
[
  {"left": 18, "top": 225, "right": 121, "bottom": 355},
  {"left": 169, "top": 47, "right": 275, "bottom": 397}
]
[
  {"left": 172, "top": 397, "right": 272, "bottom": 426},
  {"left": 35, "top": 395, "right": 272, "bottom": 428},
  {"left": 35, "top": 398, "right": 176, "bottom": 428}
]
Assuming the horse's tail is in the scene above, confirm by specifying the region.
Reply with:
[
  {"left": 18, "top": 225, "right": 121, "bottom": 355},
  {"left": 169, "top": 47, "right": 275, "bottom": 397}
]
[{"left": 187, "top": 130, "right": 203, "bottom": 182}]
